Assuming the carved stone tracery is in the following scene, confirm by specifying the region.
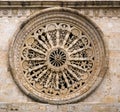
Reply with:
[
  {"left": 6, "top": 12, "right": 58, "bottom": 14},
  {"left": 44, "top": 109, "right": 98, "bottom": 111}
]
[{"left": 9, "top": 8, "right": 107, "bottom": 104}]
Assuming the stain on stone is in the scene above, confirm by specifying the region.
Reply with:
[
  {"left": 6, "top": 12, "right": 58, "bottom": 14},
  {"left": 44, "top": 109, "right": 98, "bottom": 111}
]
[
  {"left": 21, "top": 2, "right": 30, "bottom": 7},
  {"left": 7, "top": 1, "right": 11, "bottom": 6},
  {"left": 21, "top": 2, "right": 26, "bottom": 7},
  {"left": 102, "top": 96, "right": 116, "bottom": 103},
  {"left": 92, "top": 106, "right": 117, "bottom": 112},
  {"left": 20, "top": 21, "right": 28, "bottom": 30},
  {"left": 10, "top": 108, "right": 18, "bottom": 111},
  {"left": 60, "top": 2, "right": 64, "bottom": 7},
  {"left": 74, "top": 2, "right": 80, "bottom": 7}
]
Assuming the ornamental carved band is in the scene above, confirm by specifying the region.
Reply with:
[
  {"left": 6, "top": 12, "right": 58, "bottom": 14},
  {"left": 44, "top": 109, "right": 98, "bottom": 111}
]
[{"left": 9, "top": 8, "right": 107, "bottom": 104}]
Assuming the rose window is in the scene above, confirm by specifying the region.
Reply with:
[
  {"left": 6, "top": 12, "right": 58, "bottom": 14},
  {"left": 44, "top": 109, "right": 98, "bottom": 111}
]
[{"left": 9, "top": 8, "right": 107, "bottom": 104}]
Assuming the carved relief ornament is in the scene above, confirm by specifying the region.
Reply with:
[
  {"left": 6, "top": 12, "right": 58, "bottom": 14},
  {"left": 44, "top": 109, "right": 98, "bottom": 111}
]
[{"left": 9, "top": 7, "right": 107, "bottom": 104}]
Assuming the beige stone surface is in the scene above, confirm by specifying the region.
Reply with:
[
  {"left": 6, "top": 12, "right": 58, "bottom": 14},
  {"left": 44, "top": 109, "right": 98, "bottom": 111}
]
[
  {"left": 8, "top": 7, "right": 107, "bottom": 104},
  {"left": 0, "top": 0, "right": 120, "bottom": 109},
  {"left": 0, "top": 9, "right": 120, "bottom": 102},
  {"left": 0, "top": 103, "right": 120, "bottom": 112}
]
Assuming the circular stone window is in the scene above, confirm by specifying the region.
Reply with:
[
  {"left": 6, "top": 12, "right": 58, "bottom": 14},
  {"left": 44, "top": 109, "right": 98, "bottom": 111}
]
[{"left": 9, "top": 8, "right": 107, "bottom": 104}]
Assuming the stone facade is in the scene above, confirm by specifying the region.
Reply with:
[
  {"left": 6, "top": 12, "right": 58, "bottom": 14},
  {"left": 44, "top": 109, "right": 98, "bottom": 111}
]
[{"left": 0, "top": 0, "right": 120, "bottom": 111}]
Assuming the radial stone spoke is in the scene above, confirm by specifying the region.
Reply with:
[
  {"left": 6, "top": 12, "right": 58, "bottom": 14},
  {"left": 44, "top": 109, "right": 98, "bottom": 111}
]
[
  {"left": 69, "top": 48, "right": 84, "bottom": 55},
  {"left": 27, "top": 46, "right": 46, "bottom": 55},
  {"left": 66, "top": 36, "right": 83, "bottom": 51},
  {"left": 62, "top": 71, "right": 71, "bottom": 88},
  {"left": 62, "top": 32, "right": 70, "bottom": 47},
  {"left": 55, "top": 73, "right": 59, "bottom": 90},
  {"left": 35, "top": 69, "right": 48, "bottom": 82},
  {"left": 44, "top": 71, "right": 52, "bottom": 88},
  {"left": 31, "top": 69, "right": 42, "bottom": 77},
  {"left": 67, "top": 68, "right": 80, "bottom": 81},
  {"left": 56, "top": 30, "right": 60, "bottom": 47},
  {"left": 34, "top": 36, "right": 49, "bottom": 50},
  {"left": 25, "top": 58, "right": 46, "bottom": 61},
  {"left": 68, "top": 63, "right": 87, "bottom": 72},
  {"left": 28, "top": 65, "right": 45, "bottom": 72},
  {"left": 69, "top": 58, "right": 89, "bottom": 61},
  {"left": 46, "top": 33, "right": 54, "bottom": 48}
]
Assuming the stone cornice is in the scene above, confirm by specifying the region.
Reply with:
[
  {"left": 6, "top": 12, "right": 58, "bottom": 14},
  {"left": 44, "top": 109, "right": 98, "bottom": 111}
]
[
  {"left": 0, "top": 102, "right": 120, "bottom": 111},
  {"left": 0, "top": 1, "right": 120, "bottom": 8}
]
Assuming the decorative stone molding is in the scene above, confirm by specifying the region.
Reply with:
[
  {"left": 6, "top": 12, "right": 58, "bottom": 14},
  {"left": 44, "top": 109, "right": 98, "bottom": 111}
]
[
  {"left": 0, "top": 1, "right": 120, "bottom": 8},
  {"left": 9, "top": 7, "right": 107, "bottom": 104},
  {"left": 0, "top": 9, "right": 120, "bottom": 18},
  {"left": 0, "top": 103, "right": 120, "bottom": 112},
  {"left": 0, "top": 1, "right": 120, "bottom": 18}
]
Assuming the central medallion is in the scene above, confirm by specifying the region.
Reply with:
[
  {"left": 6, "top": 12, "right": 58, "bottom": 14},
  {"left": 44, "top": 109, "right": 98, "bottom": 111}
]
[{"left": 49, "top": 48, "right": 67, "bottom": 67}]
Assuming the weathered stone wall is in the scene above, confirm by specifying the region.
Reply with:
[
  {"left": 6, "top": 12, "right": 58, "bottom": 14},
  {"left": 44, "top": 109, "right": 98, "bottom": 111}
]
[
  {"left": 0, "top": 0, "right": 120, "bottom": 111},
  {"left": 1, "top": 103, "right": 120, "bottom": 112}
]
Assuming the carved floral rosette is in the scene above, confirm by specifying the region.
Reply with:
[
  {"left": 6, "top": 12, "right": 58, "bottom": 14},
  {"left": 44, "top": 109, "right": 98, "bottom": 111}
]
[{"left": 9, "top": 7, "right": 107, "bottom": 104}]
